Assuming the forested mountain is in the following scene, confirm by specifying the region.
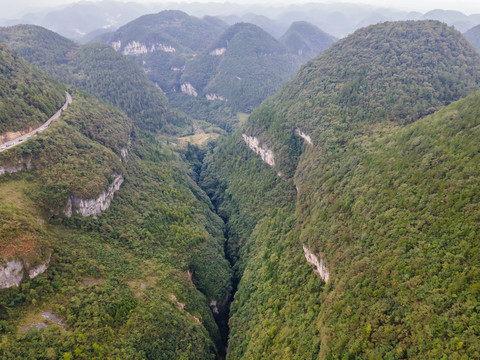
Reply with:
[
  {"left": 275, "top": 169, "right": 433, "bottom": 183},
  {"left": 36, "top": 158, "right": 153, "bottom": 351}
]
[
  {"left": 0, "top": 41, "right": 65, "bottom": 135},
  {"left": 104, "top": 10, "right": 228, "bottom": 92},
  {"left": 2, "top": 7, "right": 480, "bottom": 359},
  {"left": 279, "top": 21, "right": 337, "bottom": 62},
  {"left": 464, "top": 24, "right": 480, "bottom": 51},
  {"left": 180, "top": 22, "right": 300, "bottom": 113},
  {"left": 201, "top": 20, "right": 480, "bottom": 358},
  {"left": 0, "top": 25, "right": 184, "bottom": 132},
  {"left": 0, "top": 40, "right": 231, "bottom": 358}
]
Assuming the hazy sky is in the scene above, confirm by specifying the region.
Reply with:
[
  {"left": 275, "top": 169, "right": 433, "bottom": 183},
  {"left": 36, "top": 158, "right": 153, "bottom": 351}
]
[{"left": 2, "top": 0, "right": 480, "bottom": 18}]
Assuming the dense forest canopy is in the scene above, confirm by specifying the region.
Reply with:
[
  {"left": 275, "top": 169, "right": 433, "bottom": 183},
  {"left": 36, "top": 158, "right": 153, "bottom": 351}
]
[
  {"left": 1, "top": 11, "right": 480, "bottom": 360},
  {"left": 201, "top": 20, "right": 480, "bottom": 359},
  {"left": 0, "top": 41, "right": 66, "bottom": 134}
]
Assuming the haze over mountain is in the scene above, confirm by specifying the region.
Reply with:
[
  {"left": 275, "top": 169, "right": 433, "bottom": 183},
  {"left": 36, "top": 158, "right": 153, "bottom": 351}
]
[
  {"left": 102, "top": 10, "right": 228, "bottom": 93},
  {"left": 180, "top": 22, "right": 300, "bottom": 112},
  {"left": 464, "top": 24, "right": 480, "bottom": 50},
  {"left": 279, "top": 21, "right": 337, "bottom": 63},
  {"left": 1, "top": 1, "right": 479, "bottom": 40}
]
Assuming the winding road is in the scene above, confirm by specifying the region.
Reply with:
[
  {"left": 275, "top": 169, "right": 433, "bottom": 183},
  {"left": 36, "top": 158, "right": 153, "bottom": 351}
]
[{"left": 0, "top": 92, "right": 72, "bottom": 153}]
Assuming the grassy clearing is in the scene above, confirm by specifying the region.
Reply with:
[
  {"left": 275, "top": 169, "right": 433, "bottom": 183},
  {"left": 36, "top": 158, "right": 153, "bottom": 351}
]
[{"left": 177, "top": 133, "right": 220, "bottom": 148}]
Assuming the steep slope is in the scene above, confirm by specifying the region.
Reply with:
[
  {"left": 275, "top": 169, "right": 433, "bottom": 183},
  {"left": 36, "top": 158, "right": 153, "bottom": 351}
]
[
  {"left": 279, "top": 21, "right": 337, "bottom": 62},
  {"left": 244, "top": 20, "right": 480, "bottom": 178},
  {"left": 464, "top": 24, "right": 480, "bottom": 51},
  {"left": 179, "top": 23, "right": 300, "bottom": 113},
  {"left": 201, "top": 20, "right": 480, "bottom": 359},
  {"left": 0, "top": 25, "right": 183, "bottom": 132},
  {"left": 0, "top": 41, "right": 66, "bottom": 137},
  {"left": 105, "top": 10, "right": 227, "bottom": 92},
  {"left": 0, "top": 46, "right": 232, "bottom": 358}
]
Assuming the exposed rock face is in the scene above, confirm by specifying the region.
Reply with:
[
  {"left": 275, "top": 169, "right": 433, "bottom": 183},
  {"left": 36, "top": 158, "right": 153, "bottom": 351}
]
[
  {"left": 181, "top": 82, "right": 198, "bottom": 97},
  {"left": 294, "top": 127, "right": 313, "bottom": 145},
  {"left": 0, "top": 127, "right": 34, "bottom": 145},
  {"left": 111, "top": 40, "right": 121, "bottom": 51},
  {"left": 209, "top": 299, "right": 219, "bottom": 314},
  {"left": 205, "top": 93, "right": 226, "bottom": 101},
  {"left": 0, "top": 158, "right": 32, "bottom": 176},
  {"left": 0, "top": 254, "right": 52, "bottom": 289},
  {"left": 242, "top": 134, "right": 275, "bottom": 167},
  {"left": 120, "top": 136, "right": 131, "bottom": 163},
  {"left": 303, "top": 245, "right": 330, "bottom": 283},
  {"left": 28, "top": 255, "right": 51, "bottom": 279},
  {"left": 171, "top": 294, "right": 202, "bottom": 324},
  {"left": 209, "top": 47, "right": 226, "bottom": 55},
  {"left": 121, "top": 41, "right": 175, "bottom": 55},
  {"left": 21, "top": 312, "right": 65, "bottom": 332},
  {"left": 65, "top": 173, "right": 124, "bottom": 218},
  {"left": 0, "top": 260, "right": 23, "bottom": 289}
]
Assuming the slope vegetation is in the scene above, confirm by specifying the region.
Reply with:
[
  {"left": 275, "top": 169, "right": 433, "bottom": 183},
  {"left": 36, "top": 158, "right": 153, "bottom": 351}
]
[
  {"left": 0, "top": 41, "right": 65, "bottom": 135},
  {"left": 180, "top": 22, "right": 299, "bottom": 113},
  {"left": 105, "top": 10, "right": 227, "bottom": 92},
  {"left": 201, "top": 20, "right": 480, "bottom": 359},
  {"left": 0, "top": 25, "right": 182, "bottom": 132},
  {"left": 279, "top": 21, "right": 337, "bottom": 62},
  {"left": 0, "top": 31, "right": 232, "bottom": 359}
]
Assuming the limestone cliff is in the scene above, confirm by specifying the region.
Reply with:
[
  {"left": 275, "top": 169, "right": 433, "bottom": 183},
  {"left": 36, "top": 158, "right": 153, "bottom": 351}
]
[
  {"left": 181, "top": 83, "right": 198, "bottom": 97},
  {"left": 242, "top": 134, "right": 275, "bottom": 167},
  {"left": 65, "top": 173, "right": 124, "bottom": 218},
  {"left": 0, "top": 255, "right": 51, "bottom": 290},
  {"left": 294, "top": 127, "right": 313, "bottom": 145},
  {"left": 303, "top": 245, "right": 330, "bottom": 283}
]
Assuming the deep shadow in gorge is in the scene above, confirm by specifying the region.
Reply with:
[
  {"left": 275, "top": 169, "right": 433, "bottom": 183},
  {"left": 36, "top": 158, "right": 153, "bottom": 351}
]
[{"left": 183, "top": 143, "right": 238, "bottom": 358}]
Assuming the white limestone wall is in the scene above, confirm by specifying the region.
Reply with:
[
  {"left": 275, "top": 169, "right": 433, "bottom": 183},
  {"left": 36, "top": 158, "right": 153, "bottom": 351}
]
[
  {"left": 0, "top": 260, "right": 24, "bottom": 289},
  {"left": 121, "top": 41, "right": 176, "bottom": 55},
  {"left": 0, "top": 254, "right": 52, "bottom": 289},
  {"left": 294, "top": 127, "right": 313, "bottom": 145},
  {"left": 205, "top": 93, "right": 226, "bottom": 101},
  {"left": 209, "top": 47, "right": 226, "bottom": 55},
  {"left": 242, "top": 134, "right": 275, "bottom": 167},
  {"left": 303, "top": 245, "right": 330, "bottom": 283},
  {"left": 181, "top": 83, "right": 198, "bottom": 97},
  {"left": 65, "top": 173, "right": 124, "bottom": 218}
]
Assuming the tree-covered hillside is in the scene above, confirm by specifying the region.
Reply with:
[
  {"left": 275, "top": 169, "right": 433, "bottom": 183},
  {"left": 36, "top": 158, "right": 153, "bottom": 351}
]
[
  {"left": 201, "top": 20, "right": 480, "bottom": 359},
  {"left": 245, "top": 20, "right": 480, "bottom": 178},
  {"left": 0, "top": 41, "right": 65, "bottom": 134},
  {"left": 168, "top": 22, "right": 302, "bottom": 131},
  {"left": 180, "top": 22, "right": 300, "bottom": 113},
  {"left": 279, "top": 21, "right": 337, "bottom": 63},
  {"left": 0, "top": 57, "right": 231, "bottom": 359},
  {"left": 104, "top": 10, "right": 227, "bottom": 92},
  {"left": 0, "top": 25, "right": 184, "bottom": 133}
]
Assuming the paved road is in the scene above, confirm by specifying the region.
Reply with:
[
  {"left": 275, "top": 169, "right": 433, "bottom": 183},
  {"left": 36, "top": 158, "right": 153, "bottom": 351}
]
[{"left": 0, "top": 92, "right": 72, "bottom": 153}]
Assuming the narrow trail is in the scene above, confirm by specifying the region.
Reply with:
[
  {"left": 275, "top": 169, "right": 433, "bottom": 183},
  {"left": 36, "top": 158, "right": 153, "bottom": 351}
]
[{"left": 0, "top": 92, "right": 72, "bottom": 152}]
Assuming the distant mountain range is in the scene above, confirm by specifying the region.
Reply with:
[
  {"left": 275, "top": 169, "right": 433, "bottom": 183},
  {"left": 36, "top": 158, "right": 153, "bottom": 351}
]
[{"left": 2, "top": 1, "right": 479, "bottom": 41}]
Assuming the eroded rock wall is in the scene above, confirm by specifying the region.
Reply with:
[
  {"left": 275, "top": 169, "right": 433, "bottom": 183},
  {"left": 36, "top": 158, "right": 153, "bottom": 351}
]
[
  {"left": 303, "top": 245, "right": 330, "bottom": 283},
  {"left": 242, "top": 134, "right": 275, "bottom": 167},
  {"left": 65, "top": 173, "right": 124, "bottom": 218}
]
